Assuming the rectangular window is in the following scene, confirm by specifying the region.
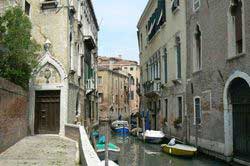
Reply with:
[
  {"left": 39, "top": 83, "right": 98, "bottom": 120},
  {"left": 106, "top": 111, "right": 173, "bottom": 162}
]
[
  {"left": 194, "top": 97, "right": 202, "bottom": 124},
  {"left": 176, "top": 37, "right": 181, "bottom": 79},
  {"left": 25, "top": 1, "right": 30, "bottom": 16},
  {"left": 194, "top": 25, "right": 202, "bottom": 71},
  {"left": 130, "top": 67, "right": 134, "bottom": 71},
  {"left": 98, "top": 93, "right": 103, "bottom": 103},
  {"left": 130, "top": 91, "right": 134, "bottom": 100},
  {"left": 193, "top": 0, "right": 200, "bottom": 12},
  {"left": 163, "top": 48, "right": 168, "bottom": 83},
  {"left": 235, "top": 2, "right": 243, "bottom": 54},
  {"left": 165, "top": 99, "right": 168, "bottom": 122},
  {"left": 178, "top": 96, "right": 183, "bottom": 122},
  {"left": 97, "top": 76, "right": 102, "bottom": 85}
]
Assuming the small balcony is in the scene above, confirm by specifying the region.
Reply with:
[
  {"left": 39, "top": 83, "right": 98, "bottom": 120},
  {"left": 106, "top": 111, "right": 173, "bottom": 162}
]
[
  {"left": 143, "top": 81, "right": 161, "bottom": 97},
  {"left": 86, "top": 79, "right": 95, "bottom": 94}
]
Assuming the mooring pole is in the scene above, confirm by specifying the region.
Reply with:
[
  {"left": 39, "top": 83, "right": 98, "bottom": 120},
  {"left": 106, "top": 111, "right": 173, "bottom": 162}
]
[{"left": 105, "top": 121, "right": 109, "bottom": 166}]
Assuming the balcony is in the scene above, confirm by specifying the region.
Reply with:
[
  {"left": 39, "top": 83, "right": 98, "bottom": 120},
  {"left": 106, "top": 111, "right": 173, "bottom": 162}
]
[
  {"left": 86, "top": 79, "right": 95, "bottom": 94},
  {"left": 143, "top": 81, "right": 161, "bottom": 98}
]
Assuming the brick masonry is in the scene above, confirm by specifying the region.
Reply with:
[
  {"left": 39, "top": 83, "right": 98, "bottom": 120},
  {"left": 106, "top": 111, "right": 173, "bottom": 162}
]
[
  {"left": 0, "top": 77, "right": 28, "bottom": 153},
  {"left": 186, "top": 0, "right": 250, "bottom": 159}
]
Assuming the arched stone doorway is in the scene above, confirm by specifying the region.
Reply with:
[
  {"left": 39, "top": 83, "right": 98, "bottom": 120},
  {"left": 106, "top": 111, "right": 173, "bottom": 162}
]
[
  {"left": 224, "top": 71, "right": 250, "bottom": 161},
  {"left": 229, "top": 78, "right": 250, "bottom": 159}
]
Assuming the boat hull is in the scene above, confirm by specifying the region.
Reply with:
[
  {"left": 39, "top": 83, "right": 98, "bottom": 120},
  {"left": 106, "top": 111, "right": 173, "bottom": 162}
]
[
  {"left": 145, "top": 137, "right": 163, "bottom": 144},
  {"left": 161, "top": 144, "right": 197, "bottom": 157},
  {"left": 113, "top": 127, "right": 129, "bottom": 134},
  {"left": 97, "top": 150, "right": 120, "bottom": 161}
]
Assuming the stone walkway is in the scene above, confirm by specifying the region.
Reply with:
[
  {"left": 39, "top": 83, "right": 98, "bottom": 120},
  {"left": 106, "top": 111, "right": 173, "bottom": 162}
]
[{"left": 0, "top": 135, "right": 79, "bottom": 166}]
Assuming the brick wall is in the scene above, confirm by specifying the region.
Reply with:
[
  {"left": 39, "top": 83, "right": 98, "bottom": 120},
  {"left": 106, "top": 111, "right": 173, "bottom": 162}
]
[{"left": 0, "top": 77, "right": 28, "bottom": 153}]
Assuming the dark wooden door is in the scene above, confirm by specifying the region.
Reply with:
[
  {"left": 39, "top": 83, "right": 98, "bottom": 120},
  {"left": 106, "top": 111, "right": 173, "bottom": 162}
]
[
  {"left": 35, "top": 91, "right": 60, "bottom": 134},
  {"left": 230, "top": 78, "right": 250, "bottom": 161}
]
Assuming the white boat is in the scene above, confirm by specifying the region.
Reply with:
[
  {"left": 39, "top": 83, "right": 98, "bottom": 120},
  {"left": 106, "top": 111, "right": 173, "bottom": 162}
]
[
  {"left": 139, "top": 130, "right": 165, "bottom": 144},
  {"left": 111, "top": 120, "right": 129, "bottom": 134}
]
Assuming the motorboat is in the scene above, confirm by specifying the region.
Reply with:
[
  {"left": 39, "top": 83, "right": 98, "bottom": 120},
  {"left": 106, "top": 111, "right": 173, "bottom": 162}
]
[
  {"left": 111, "top": 120, "right": 129, "bottom": 134},
  {"left": 139, "top": 130, "right": 165, "bottom": 144},
  {"left": 96, "top": 136, "right": 120, "bottom": 162},
  {"left": 161, "top": 138, "right": 197, "bottom": 157}
]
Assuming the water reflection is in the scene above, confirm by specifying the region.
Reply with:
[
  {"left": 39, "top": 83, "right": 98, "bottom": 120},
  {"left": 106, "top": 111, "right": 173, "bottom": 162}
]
[{"left": 98, "top": 122, "right": 227, "bottom": 166}]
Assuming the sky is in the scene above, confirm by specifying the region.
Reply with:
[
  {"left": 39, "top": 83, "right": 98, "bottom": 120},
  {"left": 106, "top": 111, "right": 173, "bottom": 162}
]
[{"left": 92, "top": 0, "right": 148, "bottom": 62}]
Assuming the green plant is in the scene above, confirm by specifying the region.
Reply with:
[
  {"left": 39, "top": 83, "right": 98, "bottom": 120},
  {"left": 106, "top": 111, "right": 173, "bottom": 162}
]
[
  {"left": 173, "top": 117, "right": 182, "bottom": 128},
  {"left": 0, "top": 7, "right": 40, "bottom": 88}
]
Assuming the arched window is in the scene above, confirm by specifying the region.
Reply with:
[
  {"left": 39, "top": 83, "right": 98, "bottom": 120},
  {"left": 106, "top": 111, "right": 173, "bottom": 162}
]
[
  {"left": 194, "top": 24, "right": 202, "bottom": 71},
  {"left": 228, "top": 0, "right": 245, "bottom": 57}
]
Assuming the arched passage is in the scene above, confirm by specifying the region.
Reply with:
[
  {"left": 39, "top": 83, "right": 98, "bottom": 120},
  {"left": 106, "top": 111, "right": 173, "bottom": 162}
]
[{"left": 224, "top": 71, "right": 250, "bottom": 160}]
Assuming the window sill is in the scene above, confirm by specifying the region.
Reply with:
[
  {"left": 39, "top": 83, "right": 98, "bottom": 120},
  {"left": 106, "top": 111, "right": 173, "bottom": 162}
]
[
  {"left": 192, "top": 69, "right": 202, "bottom": 75},
  {"left": 227, "top": 52, "right": 246, "bottom": 61}
]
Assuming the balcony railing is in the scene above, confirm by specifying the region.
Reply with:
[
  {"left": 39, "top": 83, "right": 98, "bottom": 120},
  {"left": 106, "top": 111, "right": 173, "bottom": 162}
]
[
  {"left": 86, "top": 79, "right": 95, "bottom": 94},
  {"left": 143, "top": 81, "right": 161, "bottom": 97}
]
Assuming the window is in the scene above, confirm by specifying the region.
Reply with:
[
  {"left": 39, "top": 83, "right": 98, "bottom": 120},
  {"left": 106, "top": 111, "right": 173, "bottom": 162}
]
[
  {"left": 130, "top": 91, "right": 134, "bottom": 100},
  {"left": 194, "top": 97, "right": 202, "bottom": 124},
  {"left": 98, "top": 93, "right": 103, "bottom": 103},
  {"left": 25, "top": 1, "right": 30, "bottom": 16},
  {"left": 130, "top": 67, "right": 134, "bottom": 71},
  {"left": 97, "top": 76, "right": 102, "bottom": 85},
  {"left": 177, "top": 97, "right": 183, "bottom": 122},
  {"left": 172, "top": 0, "right": 180, "bottom": 13},
  {"left": 165, "top": 99, "right": 168, "bottom": 122},
  {"left": 130, "top": 76, "right": 135, "bottom": 85},
  {"left": 193, "top": 0, "right": 200, "bottom": 12},
  {"left": 194, "top": 25, "right": 202, "bottom": 71},
  {"left": 176, "top": 36, "right": 181, "bottom": 79},
  {"left": 163, "top": 48, "right": 168, "bottom": 83},
  {"left": 228, "top": 0, "right": 244, "bottom": 58},
  {"left": 234, "top": 0, "right": 243, "bottom": 54}
]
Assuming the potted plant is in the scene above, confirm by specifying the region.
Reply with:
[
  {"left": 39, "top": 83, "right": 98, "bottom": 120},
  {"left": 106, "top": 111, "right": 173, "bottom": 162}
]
[{"left": 173, "top": 117, "right": 182, "bottom": 129}]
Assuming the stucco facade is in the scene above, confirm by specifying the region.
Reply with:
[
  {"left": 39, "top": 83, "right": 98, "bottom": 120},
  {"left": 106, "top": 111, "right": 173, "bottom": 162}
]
[
  {"left": 137, "top": 0, "right": 187, "bottom": 139},
  {"left": 97, "top": 68, "right": 129, "bottom": 121}
]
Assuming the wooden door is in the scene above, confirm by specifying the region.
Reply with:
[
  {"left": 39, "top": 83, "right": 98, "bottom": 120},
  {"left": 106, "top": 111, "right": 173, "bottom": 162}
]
[
  {"left": 230, "top": 78, "right": 250, "bottom": 161},
  {"left": 35, "top": 91, "right": 60, "bottom": 134}
]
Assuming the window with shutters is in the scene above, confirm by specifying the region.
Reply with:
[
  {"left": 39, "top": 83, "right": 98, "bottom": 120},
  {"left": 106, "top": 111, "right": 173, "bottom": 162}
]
[
  {"left": 176, "top": 36, "right": 181, "bottom": 79},
  {"left": 177, "top": 96, "right": 183, "bottom": 122},
  {"left": 193, "top": 0, "right": 200, "bottom": 12},
  {"left": 163, "top": 48, "right": 168, "bottom": 83},
  {"left": 194, "top": 97, "right": 202, "bottom": 124}
]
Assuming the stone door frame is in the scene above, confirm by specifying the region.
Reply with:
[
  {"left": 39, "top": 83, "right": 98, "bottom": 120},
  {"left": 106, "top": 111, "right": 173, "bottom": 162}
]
[
  {"left": 223, "top": 70, "right": 250, "bottom": 160},
  {"left": 29, "top": 52, "right": 68, "bottom": 136}
]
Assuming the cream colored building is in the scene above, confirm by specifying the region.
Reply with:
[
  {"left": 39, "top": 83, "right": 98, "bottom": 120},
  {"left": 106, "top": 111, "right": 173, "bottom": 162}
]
[
  {"left": 97, "top": 67, "right": 129, "bottom": 121},
  {"left": 0, "top": 0, "right": 99, "bottom": 135},
  {"left": 137, "top": 0, "right": 187, "bottom": 141},
  {"left": 98, "top": 56, "right": 140, "bottom": 115}
]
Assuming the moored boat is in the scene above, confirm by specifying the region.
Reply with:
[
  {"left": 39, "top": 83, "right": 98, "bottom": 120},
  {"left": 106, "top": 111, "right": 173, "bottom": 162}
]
[
  {"left": 96, "top": 143, "right": 120, "bottom": 161},
  {"left": 161, "top": 139, "right": 197, "bottom": 157},
  {"left": 139, "top": 130, "right": 165, "bottom": 144},
  {"left": 111, "top": 120, "right": 129, "bottom": 134},
  {"left": 96, "top": 136, "right": 120, "bottom": 161}
]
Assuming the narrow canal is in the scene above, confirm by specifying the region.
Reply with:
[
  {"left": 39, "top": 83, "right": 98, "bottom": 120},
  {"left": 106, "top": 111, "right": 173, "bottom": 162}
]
[{"left": 99, "top": 123, "right": 227, "bottom": 166}]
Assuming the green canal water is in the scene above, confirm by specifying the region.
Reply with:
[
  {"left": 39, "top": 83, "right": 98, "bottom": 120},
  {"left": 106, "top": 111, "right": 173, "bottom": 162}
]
[{"left": 98, "top": 124, "right": 228, "bottom": 166}]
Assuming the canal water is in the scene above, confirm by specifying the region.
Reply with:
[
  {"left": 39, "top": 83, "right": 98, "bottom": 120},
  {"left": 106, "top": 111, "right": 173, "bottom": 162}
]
[{"left": 98, "top": 123, "right": 227, "bottom": 166}]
